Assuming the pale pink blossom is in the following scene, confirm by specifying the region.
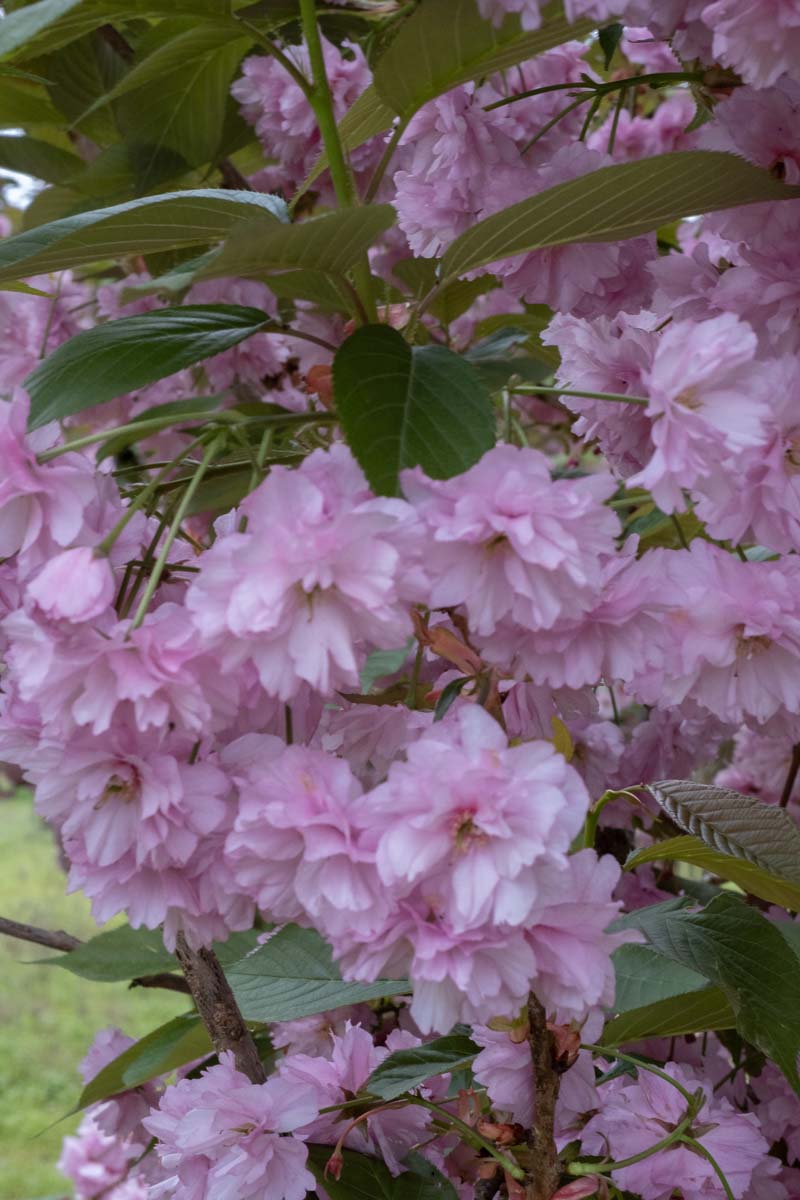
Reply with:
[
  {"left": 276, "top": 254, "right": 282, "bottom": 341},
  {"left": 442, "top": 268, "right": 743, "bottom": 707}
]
[
  {"left": 187, "top": 445, "right": 422, "bottom": 700},
  {"left": 403, "top": 444, "right": 619, "bottom": 638},
  {"left": 58, "top": 1112, "right": 141, "bottom": 1199},
  {"left": 476, "top": 0, "right": 543, "bottom": 28},
  {"left": 629, "top": 315, "right": 771, "bottom": 512},
  {"left": 0, "top": 391, "right": 96, "bottom": 558},
  {"left": 144, "top": 1051, "right": 318, "bottom": 1200},
  {"left": 582, "top": 1060, "right": 772, "bottom": 1198},
  {"left": 278, "top": 1023, "right": 431, "bottom": 1175},
  {"left": 26, "top": 546, "right": 115, "bottom": 622},
  {"left": 702, "top": 0, "right": 800, "bottom": 88}
]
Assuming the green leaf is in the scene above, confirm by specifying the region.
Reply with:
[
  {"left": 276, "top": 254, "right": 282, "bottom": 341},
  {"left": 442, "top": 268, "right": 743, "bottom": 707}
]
[
  {"left": 434, "top": 677, "right": 470, "bottom": 722},
  {"left": 645, "top": 779, "right": 800, "bottom": 885},
  {"left": 42, "top": 925, "right": 261, "bottom": 981},
  {"left": 441, "top": 152, "right": 800, "bottom": 282},
  {"left": 78, "top": 1013, "right": 211, "bottom": 1107},
  {"left": 226, "top": 924, "right": 411, "bottom": 1023},
  {"left": 464, "top": 327, "right": 552, "bottom": 391},
  {"left": 372, "top": 0, "right": 592, "bottom": 119},
  {"left": 598, "top": 21, "right": 624, "bottom": 69},
  {"left": 0, "top": 75, "right": 62, "bottom": 126},
  {"left": 474, "top": 305, "right": 560, "bottom": 369},
  {"left": 0, "top": 134, "right": 81, "bottom": 184},
  {"left": 307, "top": 1145, "right": 455, "bottom": 1200},
  {"left": 25, "top": 304, "right": 272, "bottom": 428},
  {"left": 367, "top": 1034, "right": 478, "bottom": 1101},
  {"left": 114, "top": 29, "right": 252, "bottom": 178},
  {"left": 626, "top": 834, "right": 800, "bottom": 911},
  {"left": 0, "top": 0, "right": 84, "bottom": 61},
  {"left": 0, "top": 0, "right": 238, "bottom": 61},
  {"left": 612, "top": 943, "right": 711, "bottom": 1014},
  {"left": 197, "top": 204, "right": 396, "bottom": 282},
  {"left": 604, "top": 987, "right": 736, "bottom": 1045},
  {"left": 333, "top": 324, "right": 495, "bottom": 497},
  {"left": 361, "top": 642, "right": 414, "bottom": 694},
  {"left": 302, "top": 2, "right": 591, "bottom": 190},
  {"left": 0, "top": 189, "right": 287, "bottom": 284},
  {"left": 636, "top": 893, "right": 800, "bottom": 1093}
]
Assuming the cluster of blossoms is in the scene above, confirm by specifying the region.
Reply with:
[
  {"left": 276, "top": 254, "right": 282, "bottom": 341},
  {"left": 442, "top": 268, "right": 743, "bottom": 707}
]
[{"left": 3, "top": 2, "right": 800, "bottom": 1199}]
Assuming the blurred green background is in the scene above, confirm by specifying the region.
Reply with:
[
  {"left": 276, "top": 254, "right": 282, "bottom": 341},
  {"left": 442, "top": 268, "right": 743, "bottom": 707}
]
[{"left": 0, "top": 792, "right": 185, "bottom": 1199}]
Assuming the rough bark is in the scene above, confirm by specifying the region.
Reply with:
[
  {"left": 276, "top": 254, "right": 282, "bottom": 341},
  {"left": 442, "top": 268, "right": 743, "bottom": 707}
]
[
  {"left": 175, "top": 933, "right": 266, "bottom": 1084},
  {"left": 526, "top": 991, "right": 561, "bottom": 1200}
]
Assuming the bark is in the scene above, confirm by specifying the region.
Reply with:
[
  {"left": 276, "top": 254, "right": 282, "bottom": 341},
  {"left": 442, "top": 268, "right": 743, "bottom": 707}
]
[
  {"left": 174, "top": 933, "right": 266, "bottom": 1084},
  {"left": 526, "top": 991, "right": 561, "bottom": 1200}
]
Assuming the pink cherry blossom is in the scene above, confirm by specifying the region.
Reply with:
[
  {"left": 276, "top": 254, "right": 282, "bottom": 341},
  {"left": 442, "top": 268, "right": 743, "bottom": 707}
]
[
  {"left": 144, "top": 1051, "right": 319, "bottom": 1200},
  {"left": 187, "top": 445, "right": 421, "bottom": 700},
  {"left": 629, "top": 314, "right": 771, "bottom": 512},
  {"left": 26, "top": 546, "right": 115, "bottom": 622},
  {"left": 701, "top": 0, "right": 800, "bottom": 88},
  {"left": 403, "top": 443, "right": 619, "bottom": 638},
  {"left": 582, "top": 1060, "right": 772, "bottom": 1198}
]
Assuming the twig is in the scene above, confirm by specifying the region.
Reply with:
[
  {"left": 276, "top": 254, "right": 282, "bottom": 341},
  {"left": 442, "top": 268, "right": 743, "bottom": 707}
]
[
  {"left": 0, "top": 915, "right": 81, "bottom": 953},
  {"left": 174, "top": 934, "right": 266, "bottom": 1084},
  {"left": 0, "top": 914, "right": 192, "bottom": 993},
  {"left": 526, "top": 992, "right": 561, "bottom": 1200},
  {"left": 780, "top": 743, "right": 800, "bottom": 808}
]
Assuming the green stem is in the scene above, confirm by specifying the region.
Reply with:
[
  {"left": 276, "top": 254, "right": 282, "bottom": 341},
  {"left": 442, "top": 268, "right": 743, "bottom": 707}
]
[
  {"left": 581, "top": 788, "right": 640, "bottom": 849},
  {"left": 520, "top": 92, "right": 593, "bottom": 155},
  {"left": 298, "top": 0, "right": 376, "bottom": 322},
  {"left": 36, "top": 413, "right": 236, "bottom": 462},
  {"left": 364, "top": 116, "right": 410, "bottom": 203},
  {"left": 679, "top": 1137, "right": 735, "bottom": 1200},
  {"left": 568, "top": 1113, "right": 693, "bottom": 1177},
  {"left": 510, "top": 384, "right": 649, "bottom": 407},
  {"left": 485, "top": 70, "right": 706, "bottom": 113},
  {"left": 581, "top": 1046, "right": 699, "bottom": 1108},
  {"left": 234, "top": 18, "right": 313, "bottom": 95},
  {"left": 405, "top": 1096, "right": 526, "bottom": 1182},
  {"left": 96, "top": 436, "right": 206, "bottom": 556},
  {"left": 129, "top": 439, "right": 221, "bottom": 630},
  {"left": 606, "top": 84, "right": 627, "bottom": 155}
]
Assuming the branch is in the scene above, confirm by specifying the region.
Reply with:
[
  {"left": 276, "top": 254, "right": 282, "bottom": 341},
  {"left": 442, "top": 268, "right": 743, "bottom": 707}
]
[
  {"left": 526, "top": 992, "right": 561, "bottom": 1200},
  {"left": 0, "top": 915, "right": 191, "bottom": 994},
  {"left": 175, "top": 933, "right": 266, "bottom": 1084},
  {"left": 0, "top": 915, "right": 82, "bottom": 953}
]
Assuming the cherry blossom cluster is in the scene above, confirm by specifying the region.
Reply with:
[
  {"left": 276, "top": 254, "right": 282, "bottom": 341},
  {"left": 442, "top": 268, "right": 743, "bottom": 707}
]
[{"left": 3, "top": 2, "right": 800, "bottom": 1198}]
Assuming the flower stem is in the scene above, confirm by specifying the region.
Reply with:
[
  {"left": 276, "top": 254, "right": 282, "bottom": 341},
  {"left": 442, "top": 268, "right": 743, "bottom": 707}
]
[
  {"left": 679, "top": 1136, "right": 735, "bottom": 1200},
  {"left": 581, "top": 1046, "right": 700, "bottom": 1108},
  {"left": 298, "top": 0, "right": 376, "bottom": 322},
  {"left": 568, "top": 1114, "right": 693, "bottom": 1177},
  {"left": 129, "top": 437, "right": 221, "bottom": 630},
  {"left": 510, "top": 384, "right": 648, "bottom": 407},
  {"left": 405, "top": 1096, "right": 526, "bottom": 1182}
]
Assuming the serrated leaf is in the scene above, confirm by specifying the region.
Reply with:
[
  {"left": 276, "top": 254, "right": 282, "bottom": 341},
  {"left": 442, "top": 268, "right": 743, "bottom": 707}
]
[
  {"left": 226, "top": 924, "right": 410, "bottom": 1023},
  {"left": 441, "top": 152, "right": 800, "bottom": 282},
  {"left": 0, "top": 189, "right": 287, "bottom": 284},
  {"left": 636, "top": 893, "right": 800, "bottom": 1093},
  {"left": 626, "top": 834, "right": 800, "bottom": 910},
  {"left": 25, "top": 304, "right": 272, "bottom": 428},
  {"left": 646, "top": 779, "right": 800, "bottom": 884},
  {"left": 197, "top": 204, "right": 396, "bottom": 282},
  {"left": 598, "top": 21, "right": 624, "bottom": 69},
  {"left": 367, "top": 1034, "right": 478, "bottom": 1101},
  {"left": 612, "top": 943, "right": 713, "bottom": 1014},
  {"left": 333, "top": 324, "right": 495, "bottom": 497},
  {"left": 464, "top": 326, "right": 551, "bottom": 391},
  {"left": 78, "top": 1013, "right": 211, "bottom": 1108},
  {"left": 373, "top": 0, "right": 591, "bottom": 119},
  {"left": 604, "top": 987, "right": 735, "bottom": 1045}
]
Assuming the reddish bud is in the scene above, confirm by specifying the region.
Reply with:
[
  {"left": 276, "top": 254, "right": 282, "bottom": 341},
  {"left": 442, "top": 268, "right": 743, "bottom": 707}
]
[
  {"left": 551, "top": 1176, "right": 606, "bottom": 1199},
  {"left": 305, "top": 364, "right": 334, "bottom": 408},
  {"left": 324, "top": 1150, "right": 344, "bottom": 1181},
  {"left": 548, "top": 1022, "right": 581, "bottom": 1070},
  {"left": 476, "top": 1119, "right": 524, "bottom": 1146}
]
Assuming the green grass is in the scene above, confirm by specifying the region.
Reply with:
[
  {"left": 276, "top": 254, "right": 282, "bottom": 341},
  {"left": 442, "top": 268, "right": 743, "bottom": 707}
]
[{"left": 0, "top": 793, "right": 186, "bottom": 1199}]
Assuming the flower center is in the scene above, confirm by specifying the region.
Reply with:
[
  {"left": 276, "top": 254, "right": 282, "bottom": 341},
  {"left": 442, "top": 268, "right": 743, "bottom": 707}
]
[
  {"left": 735, "top": 625, "right": 772, "bottom": 659},
  {"left": 452, "top": 811, "right": 486, "bottom": 853},
  {"left": 674, "top": 386, "right": 702, "bottom": 411},
  {"left": 96, "top": 772, "right": 137, "bottom": 808}
]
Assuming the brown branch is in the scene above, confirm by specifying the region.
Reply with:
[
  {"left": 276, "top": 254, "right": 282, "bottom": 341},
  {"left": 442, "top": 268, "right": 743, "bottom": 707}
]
[
  {"left": 525, "top": 992, "right": 561, "bottom": 1200},
  {"left": 780, "top": 743, "right": 800, "bottom": 808},
  {"left": 130, "top": 972, "right": 191, "bottom": 995},
  {"left": 0, "top": 915, "right": 82, "bottom": 953},
  {"left": 175, "top": 933, "right": 266, "bottom": 1083},
  {"left": 0, "top": 915, "right": 190, "bottom": 994}
]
